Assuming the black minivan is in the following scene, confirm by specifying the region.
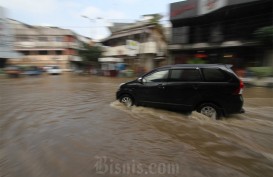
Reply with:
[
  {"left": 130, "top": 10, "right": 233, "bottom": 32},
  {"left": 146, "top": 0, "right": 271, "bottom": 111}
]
[{"left": 116, "top": 64, "right": 244, "bottom": 119}]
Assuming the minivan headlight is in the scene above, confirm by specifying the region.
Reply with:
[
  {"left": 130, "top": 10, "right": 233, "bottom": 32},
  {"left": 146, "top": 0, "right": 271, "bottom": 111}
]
[{"left": 119, "top": 83, "right": 125, "bottom": 88}]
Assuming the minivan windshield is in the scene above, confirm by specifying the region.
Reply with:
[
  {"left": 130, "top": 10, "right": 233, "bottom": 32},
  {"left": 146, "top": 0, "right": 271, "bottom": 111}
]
[{"left": 143, "top": 70, "right": 169, "bottom": 82}]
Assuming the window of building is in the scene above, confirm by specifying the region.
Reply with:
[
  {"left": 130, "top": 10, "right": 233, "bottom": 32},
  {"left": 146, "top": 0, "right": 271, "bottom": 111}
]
[
  {"left": 202, "top": 68, "right": 229, "bottom": 82},
  {"left": 66, "top": 35, "right": 75, "bottom": 42},
  {"left": 17, "top": 36, "right": 29, "bottom": 41},
  {"left": 134, "top": 34, "right": 141, "bottom": 41},
  {"left": 170, "top": 69, "right": 201, "bottom": 82},
  {"left": 39, "top": 37, "right": 48, "bottom": 41},
  {"left": 143, "top": 70, "right": 169, "bottom": 83},
  {"left": 55, "top": 37, "right": 64, "bottom": 42},
  {"left": 39, "top": 51, "right": 48, "bottom": 55},
  {"left": 55, "top": 50, "right": 63, "bottom": 55},
  {"left": 20, "top": 51, "right": 30, "bottom": 55},
  {"left": 172, "top": 26, "right": 189, "bottom": 44}
]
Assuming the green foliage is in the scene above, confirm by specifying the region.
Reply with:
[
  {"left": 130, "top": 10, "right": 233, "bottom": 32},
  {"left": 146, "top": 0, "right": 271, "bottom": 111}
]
[
  {"left": 0, "top": 68, "right": 4, "bottom": 74},
  {"left": 147, "top": 14, "right": 166, "bottom": 41},
  {"left": 78, "top": 43, "right": 103, "bottom": 64},
  {"left": 248, "top": 67, "right": 273, "bottom": 78},
  {"left": 187, "top": 58, "right": 206, "bottom": 64},
  {"left": 254, "top": 26, "right": 273, "bottom": 46},
  {"left": 148, "top": 14, "right": 163, "bottom": 24}
]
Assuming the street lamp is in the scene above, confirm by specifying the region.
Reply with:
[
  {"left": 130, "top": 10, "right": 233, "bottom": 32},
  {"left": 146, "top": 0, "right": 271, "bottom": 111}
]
[
  {"left": 81, "top": 15, "right": 102, "bottom": 39},
  {"left": 81, "top": 15, "right": 95, "bottom": 22}
]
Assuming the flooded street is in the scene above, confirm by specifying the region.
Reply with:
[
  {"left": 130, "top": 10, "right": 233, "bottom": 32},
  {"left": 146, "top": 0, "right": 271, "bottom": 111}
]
[{"left": 0, "top": 74, "right": 273, "bottom": 177}]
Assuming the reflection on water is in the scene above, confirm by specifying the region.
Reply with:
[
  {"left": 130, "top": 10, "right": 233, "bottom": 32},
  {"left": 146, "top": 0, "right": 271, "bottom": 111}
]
[{"left": 0, "top": 74, "right": 272, "bottom": 177}]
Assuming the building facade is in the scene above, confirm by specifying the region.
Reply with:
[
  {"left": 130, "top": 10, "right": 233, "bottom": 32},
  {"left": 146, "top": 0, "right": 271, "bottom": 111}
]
[
  {"left": 0, "top": 7, "right": 22, "bottom": 68},
  {"left": 101, "top": 21, "right": 167, "bottom": 72},
  {"left": 169, "top": 0, "right": 273, "bottom": 74},
  {"left": 7, "top": 19, "right": 86, "bottom": 70}
]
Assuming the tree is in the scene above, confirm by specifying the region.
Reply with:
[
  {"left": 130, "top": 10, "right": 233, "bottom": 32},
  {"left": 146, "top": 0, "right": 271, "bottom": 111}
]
[
  {"left": 187, "top": 58, "right": 206, "bottom": 64},
  {"left": 78, "top": 43, "right": 103, "bottom": 66},
  {"left": 254, "top": 26, "right": 273, "bottom": 66},
  {"left": 143, "top": 14, "right": 166, "bottom": 41},
  {"left": 148, "top": 14, "right": 163, "bottom": 24},
  {"left": 254, "top": 26, "right": 273, "bottom": 47}
]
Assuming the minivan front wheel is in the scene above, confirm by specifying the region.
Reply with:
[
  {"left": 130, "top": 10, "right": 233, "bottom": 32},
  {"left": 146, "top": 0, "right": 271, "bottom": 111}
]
[
  {"left": 197, "top": 103, "right": 220, "bottom": 120},
  {"left": 119, "top": 94, "right": 134, "bottom": 107}
]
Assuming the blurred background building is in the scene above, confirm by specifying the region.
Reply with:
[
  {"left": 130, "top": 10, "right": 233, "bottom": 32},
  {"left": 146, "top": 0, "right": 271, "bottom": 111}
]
[
  {"left": 0, "top": 6, "right": 22, "bottom": 68},
  {"left": 101, "top": 18, "right": 168, "bottom": 73},
  {"left": 6, "top": 19, "right": 93, "bottom": 70},
  {"left": 168, "top": 0, "right": 273, "bottom": 75}
]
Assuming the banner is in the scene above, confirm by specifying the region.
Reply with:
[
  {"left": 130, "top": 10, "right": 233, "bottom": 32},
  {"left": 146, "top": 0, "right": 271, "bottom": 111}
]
[{"left": 126, "top": 40, "right": 139, "bottom": 56}]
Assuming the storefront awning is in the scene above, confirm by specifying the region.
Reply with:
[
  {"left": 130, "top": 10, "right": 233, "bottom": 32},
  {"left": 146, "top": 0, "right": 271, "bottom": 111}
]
[
  {"left": 98, "top": 57, "right": 123, "bottom": 63},
  {"left": 70, "top": 56, "right": 82, "bottom": 61},
  {"left": 192, "top": 43, "right": 210, "bottom": 49},
  {"left": 168, "top": 41, "right": 257, "bottom": 51},
  {"left": 221, "top": 41, "right": 243, "bottom": 47}
]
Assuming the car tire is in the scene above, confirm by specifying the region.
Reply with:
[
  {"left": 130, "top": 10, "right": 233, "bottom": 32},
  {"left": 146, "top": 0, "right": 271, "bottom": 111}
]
[
  {"left": 119, "top": 94, "right": 134, "bottom": 107},
  {"left": 197, "top": 103, "right": 220, "bottom": 120}
]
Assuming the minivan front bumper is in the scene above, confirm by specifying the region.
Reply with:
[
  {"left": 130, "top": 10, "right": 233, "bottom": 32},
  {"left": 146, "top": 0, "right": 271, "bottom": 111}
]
[
  {"left": 116, "top": 89, "right": 122, "bottom": 100},
  {"left": 240, "top": 108, "right": 245, "bottom": 113}
]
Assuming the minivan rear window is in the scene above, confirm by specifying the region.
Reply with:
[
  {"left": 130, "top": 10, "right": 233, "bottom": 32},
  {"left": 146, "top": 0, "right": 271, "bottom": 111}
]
[
  {"left": 170, "top": 69, "right": 201, "bottom": 82},
  {"left": 202, "top": 68, "right": 229, "bottom": 82}
]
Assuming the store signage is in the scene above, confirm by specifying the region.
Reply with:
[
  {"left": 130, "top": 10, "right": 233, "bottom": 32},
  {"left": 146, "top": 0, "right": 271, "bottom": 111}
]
[
  {"left": 170, "top": 0, "right": 200, "bottom": 20},
  {"left": 126, "top": 40, "right": 139, "bottom": 50},
  {"left": 171, "top": 0, "right": 259, "bottom": 20},
  {"left": 171, "top": 3, "right": 197, "bottom": 18},
  {"left": 199, "top": 0, "right": 227, "bottom": 15},
  {"left": 126, "top": 40, "right": 139, "bottom": 56}
]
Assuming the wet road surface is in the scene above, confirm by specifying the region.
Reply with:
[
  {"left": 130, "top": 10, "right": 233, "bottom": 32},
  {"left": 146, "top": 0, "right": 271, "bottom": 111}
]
[{"left": 0, "top": 74, "right": 273, "bottom": 177}]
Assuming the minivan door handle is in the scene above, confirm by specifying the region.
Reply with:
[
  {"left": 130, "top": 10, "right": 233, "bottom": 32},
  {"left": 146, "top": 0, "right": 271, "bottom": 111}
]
[{"left": 157, "top": 84, "right": 165, "bottom": 89}]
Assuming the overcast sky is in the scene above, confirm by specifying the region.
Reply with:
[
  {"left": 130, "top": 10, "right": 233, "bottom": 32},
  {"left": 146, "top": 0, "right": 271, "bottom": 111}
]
[{"left": 0, "top": 0, "right": 179, "bottom": 40}]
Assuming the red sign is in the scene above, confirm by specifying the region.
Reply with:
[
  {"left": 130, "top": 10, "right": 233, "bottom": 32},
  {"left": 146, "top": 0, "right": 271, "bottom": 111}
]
[{"left": 171, "top": 3, "right": 197, "bottom": 17}]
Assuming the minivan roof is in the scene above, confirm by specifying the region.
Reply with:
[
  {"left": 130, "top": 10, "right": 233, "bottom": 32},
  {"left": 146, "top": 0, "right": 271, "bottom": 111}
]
[{"left": 157, "top": 64, "right": 232, "bottom": 70}]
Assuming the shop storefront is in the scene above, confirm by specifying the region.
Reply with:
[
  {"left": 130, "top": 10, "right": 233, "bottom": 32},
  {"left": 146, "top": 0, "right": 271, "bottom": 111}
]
[
  {"left": 98, "top": 57, "right": 124, "bottom": 77},
  {"left": 169, "top": 0, "right": 273, "bottom": 76}
]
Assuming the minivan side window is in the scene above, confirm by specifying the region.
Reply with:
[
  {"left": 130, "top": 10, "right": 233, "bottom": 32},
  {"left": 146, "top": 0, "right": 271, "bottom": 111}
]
[
  {"left": 202, "top": 68, "right": 229, "bottom": 82},
  {"left": 143, "top": 70, "right": 169, "bottom": 82},
  {"left": 169, "top": 69, "right": 201, "bottom": 82}
]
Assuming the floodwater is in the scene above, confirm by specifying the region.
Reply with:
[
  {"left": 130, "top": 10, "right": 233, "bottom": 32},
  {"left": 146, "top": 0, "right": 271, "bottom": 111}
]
[{"left": 0, "top": 74, "right": 272, "bottom": 177}]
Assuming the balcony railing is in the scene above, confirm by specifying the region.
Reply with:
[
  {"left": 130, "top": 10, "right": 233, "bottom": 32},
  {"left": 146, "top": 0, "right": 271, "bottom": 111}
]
[
  {"left": 103, "top": 42, "right": 158, "bottom": 56},
  {"left": 14, "top": 42, "right": 80, "bottom": 49}
]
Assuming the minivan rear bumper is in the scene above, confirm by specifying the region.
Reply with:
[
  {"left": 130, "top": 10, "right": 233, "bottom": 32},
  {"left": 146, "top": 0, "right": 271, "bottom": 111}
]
[{"left": 223, "top": 95, "right": 244, "bottom": 115}]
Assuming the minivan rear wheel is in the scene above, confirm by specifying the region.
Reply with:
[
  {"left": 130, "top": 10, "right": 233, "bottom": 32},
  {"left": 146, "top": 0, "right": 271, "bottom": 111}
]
[
  {"left": 197, "top": 103, "right": 220, "bottom": 120},
  {"left": 119, "top": 94, "right": 134, "bottom": 107}
]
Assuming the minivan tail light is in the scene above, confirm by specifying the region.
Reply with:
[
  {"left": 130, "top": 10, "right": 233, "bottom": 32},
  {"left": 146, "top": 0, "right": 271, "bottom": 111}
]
[{"left": 233, "top": 80, "right": 244, "bottom": 95}]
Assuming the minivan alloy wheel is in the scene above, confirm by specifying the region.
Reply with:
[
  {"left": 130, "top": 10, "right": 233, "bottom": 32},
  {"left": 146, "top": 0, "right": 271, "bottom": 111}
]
[
  {"left": 120, "top": 94, "right": 133, "bottom": 107},
  {"left": 197, "top": 103, "right": 219, "bottom": 120}
]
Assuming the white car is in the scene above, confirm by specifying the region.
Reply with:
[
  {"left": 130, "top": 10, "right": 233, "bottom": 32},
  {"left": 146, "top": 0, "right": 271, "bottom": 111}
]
[{"left": 47, "top": 66, "right": 62, "bottom": 75}]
